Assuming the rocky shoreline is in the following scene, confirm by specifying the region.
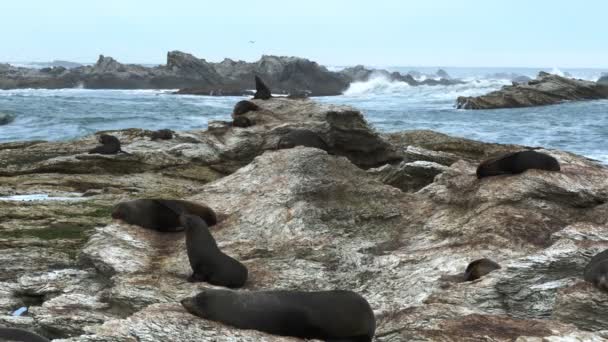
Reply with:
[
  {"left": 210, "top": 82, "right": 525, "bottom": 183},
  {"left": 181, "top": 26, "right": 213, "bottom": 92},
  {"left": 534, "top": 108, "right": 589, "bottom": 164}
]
[
  {"left": 0, "top": 52, "right": 462, "bottom": 96},
  {"left": 1, "top": 97, "right": 608, "bottom": 341},
  {"left": 457, "top": 72, "right": 608, "bottom": 109}
]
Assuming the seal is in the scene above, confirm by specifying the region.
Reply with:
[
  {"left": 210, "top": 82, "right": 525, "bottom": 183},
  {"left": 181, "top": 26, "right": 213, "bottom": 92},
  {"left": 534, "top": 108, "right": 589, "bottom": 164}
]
[
  {"left": 181, "top": 289, "right": 375, "bottom": 341},
  {"left": 464, "top": 258, "right": 501, "bottom": 281},
  {"left": 180, "top": 214, "right": 247, "bottom": 287},
  {"left": 476, "top": 150, "right": 560, "bottom": 179},
  {"left": 232, "top": 100, "right": 259, "bottom": 116},
  {"left": 253, "top": 75, "right": 271, "bottom": 100},
  {"left": 150, "top": 129, "right": 173, "bottom": 140},
  {"left": 0, "top": 327, "right": 50, "bottom": 342},
  {"left": 232, "top": 116, "right": 254, "bottom": 128},
  {"left": 111, "top": 199, "right": 217, "bottom": 232},
  {"left": 277, "top": 129, "right": 329, "bottom": 151},
  {"left": 88, "top": 134, "right": 130, "bottom": 155},
  {"left": 584, "top": 249, "right": 608, "bottom": 291}
]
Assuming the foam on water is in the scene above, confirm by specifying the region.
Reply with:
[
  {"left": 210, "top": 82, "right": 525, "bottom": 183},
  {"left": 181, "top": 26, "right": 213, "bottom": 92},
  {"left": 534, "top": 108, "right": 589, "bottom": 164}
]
[
  {"left": 0, "top": 67, "right": 607, "bottom": 164},
  {"left": 0, "top": 194, "right": 86, "bottom": 202}
]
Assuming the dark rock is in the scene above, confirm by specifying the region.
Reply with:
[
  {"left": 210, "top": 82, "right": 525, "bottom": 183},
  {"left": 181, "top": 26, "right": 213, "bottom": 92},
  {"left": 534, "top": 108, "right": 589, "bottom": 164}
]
[
  {"left": 457, "top": 72, "right": 608, "bottom": 109},
  {"left": 436, "top": 69, "right": 451, "bottom": 79},
  {"left": 253, "top": 76, "right": 271, "bottom": 100},
  {"left": 150, "top": 129, "right": 173, "bottom": 140},
  {"left": 0, "top": 112, "right": 15, "bottom": 125},
  {"left": 598, "top": 75, "right": 608, "bottom": 86}
]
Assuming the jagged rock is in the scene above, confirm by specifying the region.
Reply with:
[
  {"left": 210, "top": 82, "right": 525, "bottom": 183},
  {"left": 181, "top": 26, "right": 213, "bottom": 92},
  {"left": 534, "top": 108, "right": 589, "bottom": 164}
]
[
  {"left": 598, "top": 75, "right": 608, "bottom": 86},
  {"left": 369, "top": 160, "right": 449, "bottom": 192},
  {"left": 436, "top": 69, "right": 450, "bottom": 79},
  {"left": 340, "top": 66, "right": 463, "bottom": 86},
  {"left": 0, "top": 98, "right": 608, "bottom": 340},
  {"left": 457, "top": 72, "right": 608, "bottom": 109}
]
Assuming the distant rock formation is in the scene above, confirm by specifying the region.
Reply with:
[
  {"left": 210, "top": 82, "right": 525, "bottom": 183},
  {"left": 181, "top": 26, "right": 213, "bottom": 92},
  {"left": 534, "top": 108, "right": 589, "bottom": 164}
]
[
  {"left": 456, "top": 72, "right": 608, "bottom": 109},
  {"left": 0, "top": 52, "right": 350, "bottom": 96},
  {"left": 597, "top": 74, "right": 608, "bottom": 86},
  {"left": 339, "top": 65, "right": 463, "bottom": 86}
]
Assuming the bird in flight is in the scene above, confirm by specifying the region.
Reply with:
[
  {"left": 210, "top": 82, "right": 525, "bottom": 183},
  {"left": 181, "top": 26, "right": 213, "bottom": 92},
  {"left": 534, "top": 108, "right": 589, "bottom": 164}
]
[{"left": 249, "top": 40, "right": 255, "bottom": 44}]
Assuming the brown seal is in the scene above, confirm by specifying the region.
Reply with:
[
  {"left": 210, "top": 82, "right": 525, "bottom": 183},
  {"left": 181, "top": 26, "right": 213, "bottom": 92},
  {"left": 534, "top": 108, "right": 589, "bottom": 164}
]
[
  {"left": 477, "top": 150, "right": 560, "bottom": 179},
  {"left": 464, "top": 258, "right": 501, "bottom": 281},
  {"left": 88, "top": 134, "right": 130, "bottom": 155},
  {"left": 182, "top": 289, "right": 376, "bottom": 341}
]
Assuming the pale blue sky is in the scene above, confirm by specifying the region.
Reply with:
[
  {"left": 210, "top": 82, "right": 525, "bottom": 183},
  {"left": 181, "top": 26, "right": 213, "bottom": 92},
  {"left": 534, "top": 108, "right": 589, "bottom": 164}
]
[{"left": 2, "top": 0, "right": 606, "bottom": 68}]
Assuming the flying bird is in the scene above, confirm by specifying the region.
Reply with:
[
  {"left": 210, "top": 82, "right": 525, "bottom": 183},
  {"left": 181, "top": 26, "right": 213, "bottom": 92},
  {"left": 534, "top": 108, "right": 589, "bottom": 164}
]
[{"left": 249, "top": 40, "right": 255, "bottom": 44}]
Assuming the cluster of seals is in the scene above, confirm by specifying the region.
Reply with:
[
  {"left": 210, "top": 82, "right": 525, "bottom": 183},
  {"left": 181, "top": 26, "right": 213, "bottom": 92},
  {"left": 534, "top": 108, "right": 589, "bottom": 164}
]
[
  {"left": 464, "top": 258, "right": 501, "bottom": 281},
  {"left": 180, "top": 214, "right": 247, "bottom": 287},
  {"left": 584, "top": 249, "right": 608, "bottom": 291},
  {"left": 150, "top": 129, "right": 173, "bottom": 140},
  {"left": 181, "top": 289, "right": 376, "bottom": 342},
  {"left": 88, "top": 134, "right": 129, "bottom": 155},
  {"left": 111, "top": 199, "right": 217, "bottom": 232},
  {"left": 253, "top": 75, "right": 271, "bottom": 100},
  {"left": 0, "top": 327, "right": 50, "bottom": 342},
  {"left": 277, "top": 129, "right": 329, "bottom": 152},
  {"left": 476, "top": 150, "right": 560, "bottom": 179}
]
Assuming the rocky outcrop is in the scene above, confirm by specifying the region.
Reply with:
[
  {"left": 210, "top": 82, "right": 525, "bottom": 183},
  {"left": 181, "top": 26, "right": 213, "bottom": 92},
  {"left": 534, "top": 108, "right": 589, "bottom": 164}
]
[
  {"left": 340, "top": 66, "right": 463, "bottom": 86},
  {"left": 0, "top": 112, "right": 15, "bottom": 125},
  {"left": 457, "top": 72, "right": 608, "bottom": 109},
  {"left": 0, "top": 52, "right": 350, "bottom": 96},
  {"left": 598, "top": 75, "right": 608, "bottom": 86},
  {"left": 1, "top": 98, "right": 608, "bottom": 341}
]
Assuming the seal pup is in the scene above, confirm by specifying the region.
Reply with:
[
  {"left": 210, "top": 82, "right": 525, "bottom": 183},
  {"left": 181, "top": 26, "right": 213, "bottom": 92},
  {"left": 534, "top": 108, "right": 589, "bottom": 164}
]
[
  {"left": 180, "top": 214, "right": 247, "bottom": 287},
  {"left": 150, "top": 129, "right": 173, "bottom": 140},
  {"left": 277, "top": 129, "right": 329, "bottom": 151},
  {"left": 111, "top": 199, "right": 217, "bottom": 232},
  {"left": 253, "top": 75, "right": 271, "bottom": 100},
  {"left": 181, "top": 289, "right": 375, "bottom": 341},
  {"left": 232, "top": 100, "right": 259, "bottom": 116},
  {"left": 0, "top": 327, "right": 50, "bottom": 342},
  {"left": 584, "top": 249, "right": 608, "bottom": 291},
  {"left": 464, "top": 258, "right": 501, "bottom": 281},
  {"left": 88, "top": 134, "right": 130, "bottom": 155},
  {"left": 476, "top": 150, "right": 560, "bottom": 179}
]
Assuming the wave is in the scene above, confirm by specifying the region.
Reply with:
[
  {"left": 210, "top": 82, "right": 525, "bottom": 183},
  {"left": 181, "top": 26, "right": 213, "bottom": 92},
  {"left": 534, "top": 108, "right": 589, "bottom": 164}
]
[{"left": 343, "top": 75, "right": 510, "bottom": 99}]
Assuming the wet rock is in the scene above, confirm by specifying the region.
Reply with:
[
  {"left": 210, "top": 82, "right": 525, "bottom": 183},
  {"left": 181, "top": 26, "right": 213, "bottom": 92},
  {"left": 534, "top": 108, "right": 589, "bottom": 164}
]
[
  {"left": 457, "top": 72, "right": 608, "bottom": 109},
  {"left": 0, "top": 112, "right": 15, "bottom": 125}
]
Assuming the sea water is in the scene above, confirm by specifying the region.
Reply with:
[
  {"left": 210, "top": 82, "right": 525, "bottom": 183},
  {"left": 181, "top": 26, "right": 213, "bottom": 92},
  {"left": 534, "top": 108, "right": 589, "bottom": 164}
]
[{"left": 0, "top": 67, "right": 606, "bottom": 162}]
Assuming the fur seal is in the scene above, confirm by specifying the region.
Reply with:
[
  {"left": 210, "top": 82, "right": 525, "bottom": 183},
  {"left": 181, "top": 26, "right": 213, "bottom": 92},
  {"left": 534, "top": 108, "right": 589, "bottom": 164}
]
[
  {"left": 232, "top": 116, "right": 254, "bottom": 128},
  {"left": 464, "top": 258, "right": 501, "bottom": 281},
  {"left": 232, "top": 100, "right": 259, "bottom": 116},
  {"left": 0, "top": 327, "right": 50, "bottom": 342},
  {"left": 179, "top": 214, "right": 247, "bottom": 287},
  {"left": 181, "top": 289, "right": 375, "bottom": 341},
  {"left": 476, "top": 150, "right": 560, "bottom": 179},
  {"left": 584, "top": 249, "right": 608, "bottom": 291},
  {"left": 150, "top": 129, "right": 173, "bottom": 140},
  {"left": 111, "top": 199, "right": 217, "bottom": 232},
  {"left": 277, "top": 129, "right": 329, "bottom": 151},
  {"left": 253, "top": 75, "right": 271, "bottom": 100},
  {"left": 88, "top": 134, "right": 130, "bottom": 155}
]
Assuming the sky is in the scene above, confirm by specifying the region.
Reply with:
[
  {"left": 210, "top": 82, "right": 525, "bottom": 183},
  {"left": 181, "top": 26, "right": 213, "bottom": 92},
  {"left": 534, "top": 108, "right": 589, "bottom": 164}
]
[{"left": 1, "top": 0, "right": 607, "bottom": 68}]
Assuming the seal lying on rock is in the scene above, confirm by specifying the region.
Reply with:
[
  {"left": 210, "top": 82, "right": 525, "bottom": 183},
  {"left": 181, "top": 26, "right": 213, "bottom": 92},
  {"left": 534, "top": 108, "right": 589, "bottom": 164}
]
[
  {"left": 277, "top": 129, "right": 329, "bottom": 152},
  {"left": 88, "top": 134, "right": 129, "bottom": 155},
  {"left": 232, "top": 116, "right": 254, "bottom": 128},
  {"left": 181, "top": 289, "right": 375, "bottom": 341},
  {"left": 476, "top": 150, "right": 560, "bottom": 179},
  {"left": 584, "top": 249, "right": 608, "bottom": 291},
  {"left": 150, "top": 129, "right": 173, "bottom": 140},
  {"left": 232, "top": 100, "right": 259, "bottom": 116},
  {"left": 180, "top": 214, "right": 247, "bottom": 287},
  {"left": 0, "top": 327, "right": 50, "bottom": 342},
  {"left": 253, "top": 75, "right": 271, "bottom": 100},
  {"left": 111, "top": 199, "right": 217, "bottom": 232},
  {"left": 464, "top": 258, "right": 501, "bottom": 281}
]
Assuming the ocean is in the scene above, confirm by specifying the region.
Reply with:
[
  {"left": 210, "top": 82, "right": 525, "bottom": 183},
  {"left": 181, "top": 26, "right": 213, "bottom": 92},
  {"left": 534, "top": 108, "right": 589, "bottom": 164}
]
[{"left": 0, "top": 66, "right": 606, "bottom": 163}]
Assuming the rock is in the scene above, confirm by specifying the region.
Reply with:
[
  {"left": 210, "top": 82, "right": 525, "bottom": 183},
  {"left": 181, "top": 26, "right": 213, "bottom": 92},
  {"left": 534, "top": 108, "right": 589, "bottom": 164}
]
[
  {"left": 1, "top": 97, "right": 608, "bottom": 340},
  {"left": 598, "top": 75, "right": 608, "bottom": 86},
  {"left": 339, "top": 66, "right": 464, "bottom": 87},
  {"left": 0, "top": 112, "right": 15, "bottom": 125},
  {"left": 253, "top": 76, "right": 272, "bottom": 100},
  {"left": 436, "top": 69, "right": 450, "bottom": 79},
  {"left": 457, "top": 72, "right": 608, "bottom": 109}
]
